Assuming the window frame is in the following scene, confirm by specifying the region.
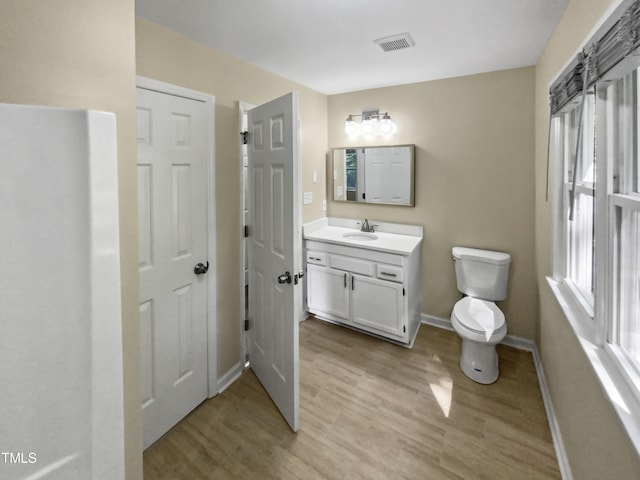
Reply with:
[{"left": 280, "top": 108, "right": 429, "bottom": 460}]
[
  {"left": 567, "top": 92, "right": 597, "bottom": 314},
  {"left": 551, "top": 98, "right": 596, "bottom": 320},
  {"left": 550, "top": 52, "right": 640, "bottom": 456}
]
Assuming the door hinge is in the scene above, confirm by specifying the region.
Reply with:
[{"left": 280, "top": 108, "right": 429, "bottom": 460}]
[
  {"left": 403, "top": 325, "right": 406, "bottom": 333},
  {"left": 362, "top": 193, "right": 366, "bottom": 200},
  {"left": 241, "top": 131, "right": 249, "bottom": 145},
  {"left": 244, "top": 319, "right": 249, "bottom": 331},
  {"left": 244, "top": 225, "right": 249, "bottom": 238}
]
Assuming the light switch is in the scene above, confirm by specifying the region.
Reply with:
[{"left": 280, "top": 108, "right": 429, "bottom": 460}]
[
  {"left": 312, "top": 170, "right": 318, "bottom": 184},
  {"left": 303, "top": 192, "right": 313, "bottom": 204},
  {"left": 322, "top": 199, "right": 327, "bottom": 211}
]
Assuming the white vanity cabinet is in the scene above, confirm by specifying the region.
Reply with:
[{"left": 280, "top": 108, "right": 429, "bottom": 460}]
[{"left": 304, "top": 222, "right": 422, "bottom": 346}]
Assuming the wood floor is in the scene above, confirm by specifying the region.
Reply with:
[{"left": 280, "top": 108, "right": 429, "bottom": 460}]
[{"left": 143, "top": 318, "right": 561, "bottom": 479}]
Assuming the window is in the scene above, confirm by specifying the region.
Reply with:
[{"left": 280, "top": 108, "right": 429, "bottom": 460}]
[
  {"left": 552, "top": 62, "right": 640, "bottom": 403},
  {"left": 557, "top": 95, "right": 596, "bottom": 312},
  {"left": 604, "top": 70, "right": 640, "bottom": 394}
]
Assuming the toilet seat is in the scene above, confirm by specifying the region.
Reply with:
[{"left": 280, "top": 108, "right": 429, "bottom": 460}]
[{"left": 452, "top": 297, "right": 505, "bottom": 334}]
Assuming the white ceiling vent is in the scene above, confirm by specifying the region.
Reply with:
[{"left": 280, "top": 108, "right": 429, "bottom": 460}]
[{"left": 374, "top": 33, "right": 415, "bottom": 52}]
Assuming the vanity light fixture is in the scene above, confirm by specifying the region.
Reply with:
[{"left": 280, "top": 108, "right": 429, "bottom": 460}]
[{"left": 343, "top": 110, "right": 396, "bottom": 137}]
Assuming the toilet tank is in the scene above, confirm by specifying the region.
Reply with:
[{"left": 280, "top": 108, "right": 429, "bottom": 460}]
[{"left": 452, "top": 247, "right": 511, "bottom": 301}]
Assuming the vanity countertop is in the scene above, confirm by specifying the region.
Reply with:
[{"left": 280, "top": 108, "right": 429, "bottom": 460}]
[{"left": 303, "top": 218, "right": 422, "bottom": 255}]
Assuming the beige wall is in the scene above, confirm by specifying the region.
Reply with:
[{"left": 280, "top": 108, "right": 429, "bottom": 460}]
[
  {"left": 136, "top": 18, "right": 328, "bottom": 376},
  {"left": 328, "top": 67, "right": 537, "bottom": 339},
  {"left": 535, "top": 0, "right": 640, "bottom": 477},
  {"left": 0, "top": 2, "right": 141, "bottom": 479}
]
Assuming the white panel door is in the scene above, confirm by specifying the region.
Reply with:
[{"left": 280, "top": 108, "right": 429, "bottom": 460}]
[
  {"left": 248, "top": 92, "right": 300, "bottom": 432},
  {"left": 137, "top": 87, "right": 209, "bottom": 449}
]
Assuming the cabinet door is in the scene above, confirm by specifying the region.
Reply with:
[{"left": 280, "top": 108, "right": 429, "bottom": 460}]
[
  {"left": 307, "top": 265, "right": 350, "bottom": 320},
  {"left": 351, "top": 274, "right": 404, "bottom": 337}
]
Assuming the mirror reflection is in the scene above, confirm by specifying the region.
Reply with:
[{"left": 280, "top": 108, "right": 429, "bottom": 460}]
[{"left": 332, "top": 145, "right": 415, "bottom": 206}]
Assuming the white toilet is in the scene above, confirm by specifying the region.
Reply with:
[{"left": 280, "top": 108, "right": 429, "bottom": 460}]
[{"left": 450, "top": 247, "right": 511, "bottom": 384}]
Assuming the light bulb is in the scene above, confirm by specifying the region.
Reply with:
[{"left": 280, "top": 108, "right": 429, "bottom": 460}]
[
  {"left": 344, "top": 116, "right": 357, "bottom": 136},
  {"left": 380, "top": 114, "right": 396, "bottom": 135},
  {"left": 361, "top": 117, "right": 374, "bottom": 135}
]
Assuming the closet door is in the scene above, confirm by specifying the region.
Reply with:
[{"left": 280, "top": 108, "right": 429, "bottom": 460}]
[{"left": 137, "top": 85, "right": 210, "bottom": 449}]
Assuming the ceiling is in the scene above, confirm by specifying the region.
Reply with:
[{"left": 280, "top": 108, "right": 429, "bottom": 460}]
[{"left": 135, "top": 0, "right": 568, "bottom": 95}]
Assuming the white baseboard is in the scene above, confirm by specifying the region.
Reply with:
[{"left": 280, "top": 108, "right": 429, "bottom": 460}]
[
  {"left": 531, "top": 347, "right": 573, "bottom": 479},
  {"left": 216, "top": 361, "right": 244, "bottom": 394},
  {"left": 421, "top": 314, "right": 572, "bottom": 480},
  {"left": 421, "top": 313, "right": 455, "bottom": 332}
]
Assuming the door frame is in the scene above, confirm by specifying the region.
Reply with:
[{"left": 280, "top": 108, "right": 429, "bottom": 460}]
[
  {"left": 238, "top": 101, "right": 254, "bottom": 366},
  {"left": 136, "top": 76, "right": 218, "bottom": 398}
]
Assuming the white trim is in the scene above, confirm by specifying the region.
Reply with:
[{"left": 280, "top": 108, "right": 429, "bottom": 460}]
[
  {"left": 294, "top": 97, "right": 306, "bottom": 325},
  {"left": 610, "top": 193, "right": 640, "bottom": 210},
  {"left": 217, "top": 362, "right": 245, "bottom": 394},
  {"left": 421, "top": 313, "right": 455, "bottom": 332},
  {"left": 136, "top": 76, "right": 218, "bottom": 399},
  {"left": 551, "top": 115, "right": 566, "bottom": 279},
  {"left": 529, "top": 339, "right": 574, "bottom": 480},
  {"left": 238, "top": 101, "right": 254, "bottom": 370},
  {"left": 500, "top": 333, "right": 536, "bottom": 352},
  {"left": 421, "top": 313, "right": 573, "bottom": 479}
]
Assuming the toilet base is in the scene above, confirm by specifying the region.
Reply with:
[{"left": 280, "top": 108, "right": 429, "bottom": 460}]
[{"left": 459, "top": 338, "right": 499, "bottom": 384}]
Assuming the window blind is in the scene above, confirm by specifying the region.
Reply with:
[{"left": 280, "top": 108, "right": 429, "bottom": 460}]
[
  {"left": 550, "top": 54, "right": 585, "bottom": 115},
  {"left": 549, "top": 0, "right": 640, "bottom": 115}
]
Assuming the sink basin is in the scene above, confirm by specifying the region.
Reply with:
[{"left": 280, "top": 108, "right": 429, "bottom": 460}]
[{"left": 342, "top": 232, "right": 378, "bottom": 241}]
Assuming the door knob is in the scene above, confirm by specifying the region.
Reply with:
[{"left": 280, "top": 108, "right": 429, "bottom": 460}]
[
  {"left": 277, "top": 271, "right": 292, "bottom": 284},
  {"left": 194, "top": 261, "right": 209, "bottom": 275}
]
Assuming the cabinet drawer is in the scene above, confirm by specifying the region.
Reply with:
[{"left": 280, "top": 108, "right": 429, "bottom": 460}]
[
  {"left": 376, "top": 264, "right": 403, "bottom": 283},
  {"left": 306, "top": 251, "right": 327, "bottom": 266},
  {"left": 330, "top": 254, "right": 374, "bottom": 276}
]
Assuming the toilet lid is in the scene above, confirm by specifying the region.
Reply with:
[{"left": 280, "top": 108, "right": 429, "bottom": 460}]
[{"left": 453, "top": 297, "right": 505, "bottom": 333}]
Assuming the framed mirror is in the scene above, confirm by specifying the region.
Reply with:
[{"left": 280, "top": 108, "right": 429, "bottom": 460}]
[{"left": 332, "top": 144, "right": 415, "bottom": 206}]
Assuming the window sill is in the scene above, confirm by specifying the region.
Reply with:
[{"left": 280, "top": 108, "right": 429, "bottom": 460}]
[{"left": 547, "top": 276, "right": 640, "bottom": 458}]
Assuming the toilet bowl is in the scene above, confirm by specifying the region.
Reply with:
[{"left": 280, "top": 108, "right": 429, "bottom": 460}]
[
  {"left": 450, "top": 247, "right": 511, "bottom": 384},
  {"left": 451, "top": 296, "right": 507, "bottom": 384}
]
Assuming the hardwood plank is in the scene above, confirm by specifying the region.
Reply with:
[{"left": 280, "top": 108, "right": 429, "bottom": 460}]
[{"left": 144, "top": 318, "right": 561, "bottom": 479}]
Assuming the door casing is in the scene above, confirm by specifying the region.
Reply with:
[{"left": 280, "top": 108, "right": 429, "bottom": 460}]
[{"left": 239, "top": 101, "right": 254, "bottom": 366}]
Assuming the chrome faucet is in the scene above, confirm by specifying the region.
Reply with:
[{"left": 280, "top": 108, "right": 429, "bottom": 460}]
[{"left": 359, "top": 219, "right": 376, "bottom": 233}]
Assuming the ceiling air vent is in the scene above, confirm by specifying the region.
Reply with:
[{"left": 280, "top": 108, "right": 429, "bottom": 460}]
[{"left": 374, "top": 33, "right": 415, "bottom": 52}]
